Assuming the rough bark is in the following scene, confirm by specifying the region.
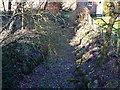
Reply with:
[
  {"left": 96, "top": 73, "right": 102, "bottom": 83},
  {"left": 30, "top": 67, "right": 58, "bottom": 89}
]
[
  {"left": 8, "top": 1, "right": 12, "bottom": 15},
  {"left": 101, "top": 14, "right": 119, "bottom": 62},
  {"left": 116, "top": 28, "right": 120, "bottom": 61}
]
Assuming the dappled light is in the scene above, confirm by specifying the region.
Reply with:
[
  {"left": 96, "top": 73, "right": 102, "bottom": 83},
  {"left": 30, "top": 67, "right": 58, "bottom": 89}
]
[{"left": 1, "top": 0, "right": 120, "bottom": 89}]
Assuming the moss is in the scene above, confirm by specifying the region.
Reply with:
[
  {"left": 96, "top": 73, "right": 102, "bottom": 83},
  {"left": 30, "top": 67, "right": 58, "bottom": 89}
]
[
  {"left": 76, "top": 82, "right": 83, "bottom": 89},
  {"left": 2, "top": 34, "right": 48, "bottom": 88},
  {"left": 82, "top": 75, "right": 89, "bottom": 88},
  {"left": 104, "top": 80, "right": 118, "bottom": 88},
  {"left": 75, "top": 67, "right": 85, "bottom": 77}
]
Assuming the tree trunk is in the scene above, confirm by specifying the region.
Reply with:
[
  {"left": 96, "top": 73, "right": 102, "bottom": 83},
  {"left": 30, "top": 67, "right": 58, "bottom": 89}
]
[
  {"left": 116, "top": 27, "right": 120, "bottom": 61},
  {"left": 2, "top": 0, "right": 6, "bottom": 12},
  {"left": 101, "top": 14, "right": 118, "bottom": 62},
  {"left": 8, "top": 0, "right": 12, "bottom": 15},
  {"left": 116, "top": 1, "right": 120, "bottom": 61}
]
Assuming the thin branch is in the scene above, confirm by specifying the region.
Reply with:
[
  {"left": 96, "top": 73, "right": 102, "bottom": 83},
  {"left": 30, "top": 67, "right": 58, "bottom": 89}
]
[
  {"left": 2, "top": 0, "right": 6, "bottom": 12},
  {"left": 111, "top": 9, "right": 120, "bottom": 14}
]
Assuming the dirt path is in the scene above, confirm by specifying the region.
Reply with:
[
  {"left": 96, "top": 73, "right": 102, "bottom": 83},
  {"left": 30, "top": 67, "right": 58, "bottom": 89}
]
[{"left": 18, "top": 16, "right": 76, "bottom": 88}]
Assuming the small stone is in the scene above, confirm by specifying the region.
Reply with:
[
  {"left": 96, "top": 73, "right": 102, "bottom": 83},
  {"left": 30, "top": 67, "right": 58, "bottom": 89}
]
[
  {"left": 88, "top": 65, "right": 91, "bottom": 68},
  {"left": 94, "top": 80, "right": 98, "bottom": 84}
]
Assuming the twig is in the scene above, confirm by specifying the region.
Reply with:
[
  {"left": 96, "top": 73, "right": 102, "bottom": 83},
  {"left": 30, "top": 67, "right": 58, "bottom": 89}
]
[{"left": 111, "top": 9, "right": 120, "bottom": 14}]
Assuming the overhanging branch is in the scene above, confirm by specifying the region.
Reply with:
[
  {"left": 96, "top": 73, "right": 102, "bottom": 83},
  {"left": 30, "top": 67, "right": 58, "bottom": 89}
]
[{"left": 111, "top": 9, "right": 120, "bottom": 14}]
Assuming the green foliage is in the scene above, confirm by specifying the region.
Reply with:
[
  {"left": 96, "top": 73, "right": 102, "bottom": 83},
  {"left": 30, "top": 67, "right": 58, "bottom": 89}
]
[
  {"left": 2, "top": 10, "right": 67, "bottom": 88},
  {"left": 103, "top": 0, "right": 113, "bottom": 16},
  {"left": 97, "top": 55, "right": 103, "bottom": 66},
  {"left": 104, "top": 80, "right": 119, "bottom": 88},
  {"left": 82, "top": 75, "right": 89, "bottom": 88}
]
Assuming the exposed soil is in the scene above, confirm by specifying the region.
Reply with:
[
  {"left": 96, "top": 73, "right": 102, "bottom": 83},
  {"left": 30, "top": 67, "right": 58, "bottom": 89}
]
[
  {"left": 2, "top": 10, "right": 119, "bottom": 88},
  {"left": 18, "top": 12, "right": 76, "bottom": 88}
]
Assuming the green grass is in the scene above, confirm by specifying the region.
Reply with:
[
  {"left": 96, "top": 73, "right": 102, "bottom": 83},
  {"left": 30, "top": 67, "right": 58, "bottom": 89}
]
[{"left": 93, "top": 17, "right": 119, "bottom": 31}]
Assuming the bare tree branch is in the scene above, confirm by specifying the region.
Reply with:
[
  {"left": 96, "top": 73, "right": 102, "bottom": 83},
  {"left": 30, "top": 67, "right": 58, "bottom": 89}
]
[
  {"left": 111, "top": 8, "right": 120, "bottom": 14},
  {"left": 2, "top": 0, "right": 6, "bottom": 12}
]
